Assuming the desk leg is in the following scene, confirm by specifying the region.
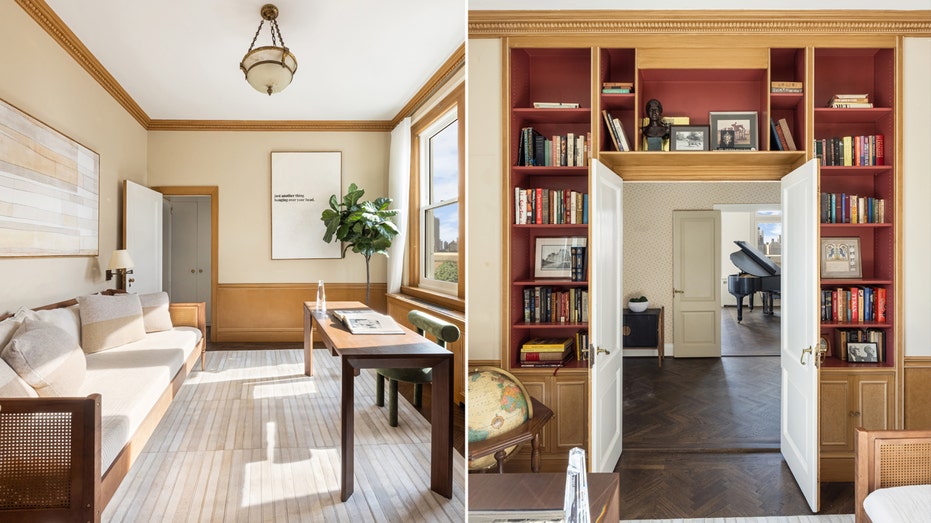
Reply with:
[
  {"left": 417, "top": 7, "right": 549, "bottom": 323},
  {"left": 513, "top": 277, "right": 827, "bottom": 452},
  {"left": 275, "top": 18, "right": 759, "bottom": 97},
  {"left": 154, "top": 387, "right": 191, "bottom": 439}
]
[
  {"left": 340, "top": 357, "right": 355, "bottom": 501},
  {"left": 430, "top": 357, "right": 453, "bottom": 498},
  {"left": 303, "top": 306, "right": 313, "bottom": 377}
]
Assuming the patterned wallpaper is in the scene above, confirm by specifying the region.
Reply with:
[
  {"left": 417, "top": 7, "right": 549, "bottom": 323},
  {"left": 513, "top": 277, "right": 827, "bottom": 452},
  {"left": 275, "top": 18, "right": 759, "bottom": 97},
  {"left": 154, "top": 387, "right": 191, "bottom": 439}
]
[{"left": 623, "top": 182, "right": 780, "bottom": 350}]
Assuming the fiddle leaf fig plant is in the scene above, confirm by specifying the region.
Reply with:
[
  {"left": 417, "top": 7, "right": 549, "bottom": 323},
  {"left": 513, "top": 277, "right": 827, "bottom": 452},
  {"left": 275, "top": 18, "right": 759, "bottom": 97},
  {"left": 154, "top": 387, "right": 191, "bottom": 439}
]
[{"left": 321, "top": 183, "right": 399, "bottom": 305}]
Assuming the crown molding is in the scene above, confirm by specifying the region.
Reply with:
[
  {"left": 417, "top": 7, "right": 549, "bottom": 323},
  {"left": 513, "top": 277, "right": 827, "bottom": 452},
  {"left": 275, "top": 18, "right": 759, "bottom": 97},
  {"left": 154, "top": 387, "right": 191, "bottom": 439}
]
[
  {"left": 391, "top": 44, "right": 465, "bottom": 127},
  {"left": 146, "top": 120, "right": 393, "bottom": 132},
  {"left": 469, "top": 10, "right": 931, "bottom": 38},
  {"left": 16, "top": 0, "right": 152, "bottom": 128}
]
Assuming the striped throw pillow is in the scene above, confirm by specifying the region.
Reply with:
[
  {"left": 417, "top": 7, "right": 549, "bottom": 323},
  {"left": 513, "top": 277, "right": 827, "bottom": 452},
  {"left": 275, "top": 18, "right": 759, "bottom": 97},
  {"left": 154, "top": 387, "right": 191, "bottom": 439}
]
[{"left": 77, "top": 294, "right": 147, "bottom": 353}]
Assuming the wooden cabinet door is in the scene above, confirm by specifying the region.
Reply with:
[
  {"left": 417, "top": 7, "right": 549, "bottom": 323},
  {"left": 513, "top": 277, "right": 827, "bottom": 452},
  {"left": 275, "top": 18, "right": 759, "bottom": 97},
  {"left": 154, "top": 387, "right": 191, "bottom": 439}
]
[
  {"left": 820, "top": 375, "right": 853, "bottom": 452},
  {"left": 553, "top": 375, "right": 588, "bottom": 452},
  {"left": 855, "top": 374, "right": 893, "bottom": 432}
]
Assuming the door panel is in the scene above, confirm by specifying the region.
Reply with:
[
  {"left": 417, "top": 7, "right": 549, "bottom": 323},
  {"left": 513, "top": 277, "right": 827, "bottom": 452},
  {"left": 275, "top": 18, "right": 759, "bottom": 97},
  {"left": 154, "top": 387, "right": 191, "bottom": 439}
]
[
  {"left": 590, "top": 159, "right": 624, "bottom": 472},
  {"left": 780, "top": 159, "right": 820, "bottom": 512},
  {"left": 169, "top": 199, "right": 198, "bottom": 304},
  {"left": 123, "top": 181, "right": 163, "bottom": 294},
  {"left": 673, "top": 211, "right": 721, "bottom": 357}
]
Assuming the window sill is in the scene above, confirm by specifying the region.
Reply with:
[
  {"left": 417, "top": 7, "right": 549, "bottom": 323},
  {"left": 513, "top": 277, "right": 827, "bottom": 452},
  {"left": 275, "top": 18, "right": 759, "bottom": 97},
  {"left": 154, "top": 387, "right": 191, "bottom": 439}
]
[{"left": 398, "top": 286, "right": 465, "bottom": 314}]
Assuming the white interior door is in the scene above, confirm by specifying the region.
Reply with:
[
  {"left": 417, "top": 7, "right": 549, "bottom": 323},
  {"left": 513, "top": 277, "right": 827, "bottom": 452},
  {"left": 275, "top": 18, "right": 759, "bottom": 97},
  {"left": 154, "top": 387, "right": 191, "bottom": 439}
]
[
  {"left": 590, "top": 159, "right": 624, "bottom": 472},
  {"left": 123, "top": 180, "right": 163, "bottom": 294},
  {"left": 780, "top": 159, "right": 820, "bottom": 512},
  {"left": 169, "top": 199, "right": 198, "bottom": 303},
  {"left": 672, "top": 210, "right": 721, "bottom": 357}
]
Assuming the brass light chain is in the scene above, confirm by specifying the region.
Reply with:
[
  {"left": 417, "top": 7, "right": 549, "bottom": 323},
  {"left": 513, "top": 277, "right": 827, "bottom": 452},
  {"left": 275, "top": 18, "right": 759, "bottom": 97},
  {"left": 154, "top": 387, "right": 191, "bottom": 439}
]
[{"left": 246, "top": 19, "right": 265, "bottom": 53}]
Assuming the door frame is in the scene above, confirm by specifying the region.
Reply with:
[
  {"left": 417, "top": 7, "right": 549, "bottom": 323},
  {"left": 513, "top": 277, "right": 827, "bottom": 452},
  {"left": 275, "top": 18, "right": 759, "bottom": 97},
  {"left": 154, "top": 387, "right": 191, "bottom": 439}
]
[{"left": 152, "top": 186, "right": 219, "bottom": 341}]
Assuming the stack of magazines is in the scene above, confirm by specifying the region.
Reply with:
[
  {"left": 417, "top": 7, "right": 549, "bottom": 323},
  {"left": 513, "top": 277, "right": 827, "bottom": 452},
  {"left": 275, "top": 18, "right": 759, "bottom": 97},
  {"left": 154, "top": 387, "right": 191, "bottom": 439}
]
[{"left": 331, "top": 309, "right": 403, "bottom": 335}]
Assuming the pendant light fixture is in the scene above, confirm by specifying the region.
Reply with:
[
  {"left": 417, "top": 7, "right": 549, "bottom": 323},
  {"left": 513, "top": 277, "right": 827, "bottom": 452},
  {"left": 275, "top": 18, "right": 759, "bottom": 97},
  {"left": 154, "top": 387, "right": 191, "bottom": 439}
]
[{"left": 240, "top": 4, "right": 298, "bottom": 96}]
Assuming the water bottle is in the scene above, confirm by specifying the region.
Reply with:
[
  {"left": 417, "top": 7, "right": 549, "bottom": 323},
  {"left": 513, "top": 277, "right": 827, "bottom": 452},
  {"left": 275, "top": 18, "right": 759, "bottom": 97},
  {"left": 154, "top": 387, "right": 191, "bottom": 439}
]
[{"left": 316, "top": 280, "right": 326, "bottom": 313}]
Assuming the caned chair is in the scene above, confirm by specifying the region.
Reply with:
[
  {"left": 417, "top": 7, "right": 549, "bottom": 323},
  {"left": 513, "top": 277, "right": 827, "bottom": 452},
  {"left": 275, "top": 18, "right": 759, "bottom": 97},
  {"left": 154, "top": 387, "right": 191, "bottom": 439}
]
[
  {"left": 467, "top": 366, "right": 554, "bottom": 473},
  {"left": 374, "top": 310, "right": 460, "bottom": 427}
]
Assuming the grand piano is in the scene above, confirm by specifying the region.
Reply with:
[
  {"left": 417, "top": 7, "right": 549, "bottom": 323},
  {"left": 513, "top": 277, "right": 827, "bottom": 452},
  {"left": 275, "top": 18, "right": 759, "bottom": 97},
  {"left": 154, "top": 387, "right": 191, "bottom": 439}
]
[{"left": 727, "top": 240, "right": 780, "bottom": 323}]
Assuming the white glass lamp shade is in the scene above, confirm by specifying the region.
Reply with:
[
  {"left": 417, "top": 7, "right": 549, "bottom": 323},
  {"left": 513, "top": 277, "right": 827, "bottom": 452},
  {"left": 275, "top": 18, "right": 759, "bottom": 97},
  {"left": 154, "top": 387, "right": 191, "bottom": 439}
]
[
  {"left": 241, "top": 46, "right": 298, "bottom": 95},
  {"left": 107, "top": 249, "right": 135, "bottom": 270}
]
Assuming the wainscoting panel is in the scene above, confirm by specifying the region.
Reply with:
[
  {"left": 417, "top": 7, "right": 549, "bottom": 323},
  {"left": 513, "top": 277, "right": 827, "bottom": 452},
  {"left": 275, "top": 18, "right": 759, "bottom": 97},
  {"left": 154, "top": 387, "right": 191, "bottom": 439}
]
[
  {"left": 214, "top": 283, "right": 387, "bottom": 342},
  {"left": 904, "top": 357, "right": 931, "bottom": 430}
]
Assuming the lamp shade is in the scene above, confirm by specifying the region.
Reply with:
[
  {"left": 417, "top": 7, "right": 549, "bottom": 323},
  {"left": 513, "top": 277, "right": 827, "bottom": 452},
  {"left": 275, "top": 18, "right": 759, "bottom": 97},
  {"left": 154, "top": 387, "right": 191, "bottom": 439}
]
[
  {"left": 107, "top": 249, "right": 135, "bottom": 270},
  {"left": 241, "top": 46, "right": 298, "bottom": 95}
]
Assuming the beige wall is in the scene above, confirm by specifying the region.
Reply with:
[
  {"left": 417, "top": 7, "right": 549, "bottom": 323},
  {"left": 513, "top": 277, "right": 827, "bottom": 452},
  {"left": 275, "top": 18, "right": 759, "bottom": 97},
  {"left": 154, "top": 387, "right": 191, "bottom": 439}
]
[
  {"left": 466, "top": 38, "right": 504, "bottom": 361},
  {"left": 0, "top": 2, "right": 148, "bottom": 313},
  {"left": 147, "top": 131, "right": 390, "bottom": 285}
]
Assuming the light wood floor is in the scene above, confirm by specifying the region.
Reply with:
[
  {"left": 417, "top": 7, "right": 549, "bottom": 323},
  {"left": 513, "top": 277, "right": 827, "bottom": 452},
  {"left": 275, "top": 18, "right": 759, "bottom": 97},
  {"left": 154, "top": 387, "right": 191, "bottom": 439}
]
[{"left": 103, "top": 349, "right": 465, "bottom": 522}]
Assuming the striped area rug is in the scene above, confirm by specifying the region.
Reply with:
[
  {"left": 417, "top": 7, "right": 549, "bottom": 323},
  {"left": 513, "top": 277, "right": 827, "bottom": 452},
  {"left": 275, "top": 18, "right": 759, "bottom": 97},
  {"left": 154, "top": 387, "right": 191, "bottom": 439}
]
[
  {"left": 623, "top": 516, "right": 854, "bottom": 523},
  {"left": 104, "top": 349, "right": 465, "bottom": 522}
]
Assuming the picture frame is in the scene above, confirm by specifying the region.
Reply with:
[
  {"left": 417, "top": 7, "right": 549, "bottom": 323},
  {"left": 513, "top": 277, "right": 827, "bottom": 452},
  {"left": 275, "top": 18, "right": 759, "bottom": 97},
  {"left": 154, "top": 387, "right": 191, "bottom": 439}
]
[
  {"left": 820, "top": 237, "right": 862, "bottom": 279},
  {"left": 709, "top": 111, "right": 759, "bottom": 150},
  {"left": 270, "top": 151, "right": 342, "bottom": 259},
  {"left": 669, "top": 125, "right": 710, "bottom": 151},
  {"left": 847, "top": 341, "right": 879, "bottom": 363},
  {"left": 534, "top": 237, "right": 586, "bottom": 279}
]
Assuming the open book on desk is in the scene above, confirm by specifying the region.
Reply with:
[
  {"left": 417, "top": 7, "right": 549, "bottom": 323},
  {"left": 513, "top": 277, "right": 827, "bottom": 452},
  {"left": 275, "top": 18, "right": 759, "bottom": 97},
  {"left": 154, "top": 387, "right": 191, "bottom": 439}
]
[{"left": 331, "top": 309, "right": 404, "bottom": 335}]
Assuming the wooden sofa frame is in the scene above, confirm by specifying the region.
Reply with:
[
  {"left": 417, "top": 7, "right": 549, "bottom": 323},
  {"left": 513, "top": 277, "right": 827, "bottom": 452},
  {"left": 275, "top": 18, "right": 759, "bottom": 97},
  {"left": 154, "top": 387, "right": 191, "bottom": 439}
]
[
  {"left": 0, "top": 299, "right": 206, "bottom": 523},
  {"left": 854, "top": 427, "right": 931, "bottom": 523}
]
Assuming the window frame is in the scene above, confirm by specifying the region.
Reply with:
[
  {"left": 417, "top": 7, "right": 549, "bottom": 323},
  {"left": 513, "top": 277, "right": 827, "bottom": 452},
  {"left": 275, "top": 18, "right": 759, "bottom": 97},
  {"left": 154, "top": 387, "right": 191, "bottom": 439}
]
[{"left": 406, "top": 84, "right": 465, "bottom": 308}]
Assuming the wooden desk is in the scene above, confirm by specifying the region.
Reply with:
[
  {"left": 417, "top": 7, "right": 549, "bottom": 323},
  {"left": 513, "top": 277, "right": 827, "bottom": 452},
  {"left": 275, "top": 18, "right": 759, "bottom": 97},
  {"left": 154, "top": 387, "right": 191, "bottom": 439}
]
[
  {"left": 303, "top": 301, "right": 454, "bottom": 501},
  {"left": 469, "top": 472, "right": 620, "bottom": 523}
]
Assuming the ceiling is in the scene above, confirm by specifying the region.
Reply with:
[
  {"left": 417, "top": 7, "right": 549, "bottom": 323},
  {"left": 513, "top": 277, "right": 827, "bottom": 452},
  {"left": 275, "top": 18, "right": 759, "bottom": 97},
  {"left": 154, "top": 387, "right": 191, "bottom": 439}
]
[{"left": 41, "top": 0, "right": 465, "bottom": 122}]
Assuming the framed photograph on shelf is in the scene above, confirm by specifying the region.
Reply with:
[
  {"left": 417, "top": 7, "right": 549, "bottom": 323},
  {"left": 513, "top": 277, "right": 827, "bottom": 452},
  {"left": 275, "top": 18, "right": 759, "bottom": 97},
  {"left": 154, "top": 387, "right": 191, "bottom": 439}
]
[
  {"left": 709, "top": 111, "right": 759, "bottom": 150},
  {"left": 534, "top": 237, "right": 586, "bottom": 279},
  {"left": 669, "top": 125, "right": 710, "bottom": 151},
  {"left": 820, "top": 237, "right": 862, "bottom": 279},
  {"left": 847, "top": 341, "right": 879, "bottom": 363}
]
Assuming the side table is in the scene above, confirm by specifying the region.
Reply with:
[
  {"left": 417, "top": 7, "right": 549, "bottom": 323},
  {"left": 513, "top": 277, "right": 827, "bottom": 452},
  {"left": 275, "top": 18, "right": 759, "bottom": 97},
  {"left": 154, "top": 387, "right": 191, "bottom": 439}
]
[{"left": 623, "top": 306, "right": 664, "bottom": 367}]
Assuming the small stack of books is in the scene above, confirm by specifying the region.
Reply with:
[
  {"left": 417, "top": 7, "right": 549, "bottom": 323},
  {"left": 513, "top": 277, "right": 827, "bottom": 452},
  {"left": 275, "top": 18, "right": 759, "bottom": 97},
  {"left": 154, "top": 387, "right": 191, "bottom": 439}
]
[
  {"left": 519, "top": 337, "right": 574, "bottom": 367},
  {"left": 828, "top": 94, "right": 873, "bottom": 108},
  {"left": 771, "top": 81, "right": 803, "bottom": 93},
  {"left": 532, "top": 102, "right": 581, "bottom": 109},
  {"left": 601, "top": 82, "right": 633, "bottom": 94}
]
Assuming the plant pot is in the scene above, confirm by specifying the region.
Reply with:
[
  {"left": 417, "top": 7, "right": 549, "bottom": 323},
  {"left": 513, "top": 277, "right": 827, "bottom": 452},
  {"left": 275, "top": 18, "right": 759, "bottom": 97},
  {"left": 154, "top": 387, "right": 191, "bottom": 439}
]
[{"left": 628, "top": 301, "right": 649, "bottom": 313}]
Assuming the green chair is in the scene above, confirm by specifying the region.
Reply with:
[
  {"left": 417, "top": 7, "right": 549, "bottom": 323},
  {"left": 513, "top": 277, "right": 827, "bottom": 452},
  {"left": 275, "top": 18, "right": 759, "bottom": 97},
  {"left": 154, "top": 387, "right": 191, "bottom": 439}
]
[{"left": 375, "top": 310, "right": 460, "bottom": 427}]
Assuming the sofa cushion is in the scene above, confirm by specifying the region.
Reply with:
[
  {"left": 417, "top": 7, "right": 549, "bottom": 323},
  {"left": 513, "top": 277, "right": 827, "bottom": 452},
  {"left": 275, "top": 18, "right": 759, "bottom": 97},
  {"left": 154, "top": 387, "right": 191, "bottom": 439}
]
[
  {"left": 0, "top": 357, "right": 38, "bottom": 397},
  {"left": 78, "top": 294, "right": 147, "bottom": 354},
  {"left": 79, "top": 326, "right": 202, "bottom": 472},
  {"left": 139, "top": 292, "right": 173, "bottom": 333},
  {"left": 26, "top": 305, "right": 82, "bottom": 346},
  {"left": 1, "top": 319, "right": 86, "bottom": 397},
  {"left": 0, "top": 313, "right": 25, "bottom": 351}
]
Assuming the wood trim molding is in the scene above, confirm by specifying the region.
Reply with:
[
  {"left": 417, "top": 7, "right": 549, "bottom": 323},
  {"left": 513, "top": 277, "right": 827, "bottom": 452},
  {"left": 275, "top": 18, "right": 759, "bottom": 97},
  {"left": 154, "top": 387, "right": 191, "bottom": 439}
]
[
  {"left": 391, "top": 44, "right": 465, "bottom": 128},
  {"left": 146, "top": 120, "right": 394, "bottom": 132},
  {"left": 469, "top": 10, "right": 931, "bottom": 38},
  {"left": 15, "top": 0, "right": 151, "bottom": 128},
  {"left": 904, "top": 357, "right": 931, "bottom": 430}
]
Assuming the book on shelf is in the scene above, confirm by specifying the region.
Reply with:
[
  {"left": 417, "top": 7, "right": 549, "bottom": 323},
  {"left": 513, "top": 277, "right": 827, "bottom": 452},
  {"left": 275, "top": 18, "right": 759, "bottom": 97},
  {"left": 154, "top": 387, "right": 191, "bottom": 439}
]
[
  {"left": 834, "top": 328, "right": 886, "bottom": 362},
  {"left": 813, "top": 135, "right": 884, "bottom": 167},
  {"left": 532, "top": 101, "right": 581, "bottom": 109},
  {"left": 828, "top": 94, "right": 873, "bottom": 108},
  {"left": 521, "top": 337, "right": 575, "bottom": 352},
  {"left": 770, "top": 118, "right": 784, "bottom": 151},
  {"left": 821, "top": 287, "right": 888, "bottom": 324},
  {"left": 331, "top": 309, "right": 404, "bottom": 335},
  {"left": 603, "top": 81, "right": 633, "bottom": 88},
  {"left": 513, "top": 187, "right": 589, "bottom": 225},
  {"left": 517, "top": 127, "right": 591, "bottom": 167},
  {"left": 602, "top": 110, "right": 625, "bottom": 151},
  {"left": 521, "top": 287, "right": 589, "bottom": 324},
  {"left": 777, "top": 118, "right": 797, "bottom": 151},
  {"left": 820, "top": 192, "right": 885, "bottom": 224},
  {"left": 602, "top": 88, "right": 632, "bottom": 94},
  {"left": 575, "top": 329, "right": 589, "bottom": 361},
  {"left": 520, "top": 348, "right": 573, "bottom": 362},
  {"left": 771, "top": 81, "right": 803, "bottom": 91}
]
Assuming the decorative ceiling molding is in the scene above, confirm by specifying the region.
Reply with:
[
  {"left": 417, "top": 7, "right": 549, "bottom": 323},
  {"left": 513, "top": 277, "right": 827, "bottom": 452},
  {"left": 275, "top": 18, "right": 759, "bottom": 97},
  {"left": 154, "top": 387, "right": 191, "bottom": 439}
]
[
  {"left": 469, "top": 10, "right": 931, "bottom": 38},
  {"left": 391, "top": 44, "right": 465, "bottom": 128},
  {"left": 16, "top": 0, "right": 152, "bottom": 128},
  {"left": 146, "top": 120, "right": 394, "bottom": 132}
]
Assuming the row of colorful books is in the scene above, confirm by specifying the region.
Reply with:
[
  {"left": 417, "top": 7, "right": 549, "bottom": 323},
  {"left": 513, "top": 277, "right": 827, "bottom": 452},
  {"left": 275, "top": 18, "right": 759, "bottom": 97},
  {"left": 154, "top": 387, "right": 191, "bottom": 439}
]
[
  {"left": 814, "top": 135, "right": 885, "bottom": 167},
  {"left": 514, "top": 187, "right": 588, "bottom": 225},
  {"left": 516, "top": 127, "right": 590, "bottom": 167},
  {"left": 517, "top": 329, "right": 590, "bottom": 367},
  {"left": 522, "top": 287, "right": 589, "bottom": 324},
  {"left": 833, "top": 328, "right": 886, "bottom": 363},
  {"left": 821, "top": 287, "right": 888, "bottom": 324},
  {"left": 820, "top": 193, "right": 886, "bottom": 224}
]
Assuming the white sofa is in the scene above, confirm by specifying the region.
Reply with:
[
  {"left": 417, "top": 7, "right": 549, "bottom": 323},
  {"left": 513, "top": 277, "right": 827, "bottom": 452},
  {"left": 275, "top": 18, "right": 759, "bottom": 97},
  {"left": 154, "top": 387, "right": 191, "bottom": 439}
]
[{"left": 0, "top": 293, "right": 205, "bottom": 523}]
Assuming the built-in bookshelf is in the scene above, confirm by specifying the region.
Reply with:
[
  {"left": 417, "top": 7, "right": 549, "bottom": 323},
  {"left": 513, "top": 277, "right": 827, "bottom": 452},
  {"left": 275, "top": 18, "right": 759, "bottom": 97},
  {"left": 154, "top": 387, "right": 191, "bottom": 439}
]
[{"left": 815, "top": 47, "right": 896, "bottom": 370}]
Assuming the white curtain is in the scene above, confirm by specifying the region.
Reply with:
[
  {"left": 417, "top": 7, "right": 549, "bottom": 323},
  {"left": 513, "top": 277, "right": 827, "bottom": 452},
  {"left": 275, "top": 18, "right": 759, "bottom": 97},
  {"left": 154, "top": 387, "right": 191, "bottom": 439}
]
[{"left": 386, "top": 117, "right": 411, "bottom": 294}]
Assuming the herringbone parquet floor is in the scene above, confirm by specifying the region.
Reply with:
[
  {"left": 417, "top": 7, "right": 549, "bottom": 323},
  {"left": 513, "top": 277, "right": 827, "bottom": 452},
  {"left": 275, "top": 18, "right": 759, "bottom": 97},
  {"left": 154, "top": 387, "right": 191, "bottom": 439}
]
[{"left": 617, "top": 306, "right": 854, "bottom": 519}]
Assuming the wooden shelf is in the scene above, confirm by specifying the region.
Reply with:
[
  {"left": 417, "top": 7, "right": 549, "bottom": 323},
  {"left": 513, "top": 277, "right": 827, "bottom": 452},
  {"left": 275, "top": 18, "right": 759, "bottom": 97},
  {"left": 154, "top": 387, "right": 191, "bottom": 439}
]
[
  {"left": 512, "top": 108, "right": 591, "bottom": 124},
  {"left": 598, "top": 151, "right": 807, "bottom": 181},
  {"left": 512, "top": 166, "right": 588, "bottom": 176},
  {"left": 513, "top": 321, "right": 588, "bottom": 329},
  {"left": 814, "top": 107, "right": 893, "bottom": 124},
  {"left": 820, "top": 166, "right": 892, "bottom": 176},
  {"left": 513, "top": 280, "right": 588, "bottom": 287}
]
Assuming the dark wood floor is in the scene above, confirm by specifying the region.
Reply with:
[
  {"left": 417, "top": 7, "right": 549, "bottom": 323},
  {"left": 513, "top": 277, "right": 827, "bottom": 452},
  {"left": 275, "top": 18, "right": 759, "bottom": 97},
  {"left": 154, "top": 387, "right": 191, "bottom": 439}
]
[
  {"left": 617, "top": 304, "right": 854, "bottom": 519},
  {"left": 205, "top": 338, "right": 465, "bottom": 456}
]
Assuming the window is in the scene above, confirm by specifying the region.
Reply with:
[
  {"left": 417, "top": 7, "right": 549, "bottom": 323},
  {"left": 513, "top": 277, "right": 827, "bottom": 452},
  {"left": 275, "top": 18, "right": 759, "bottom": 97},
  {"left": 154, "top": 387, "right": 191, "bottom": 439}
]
[{"left": 408, "top": 85, "right": 464, "bottom": 305}]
